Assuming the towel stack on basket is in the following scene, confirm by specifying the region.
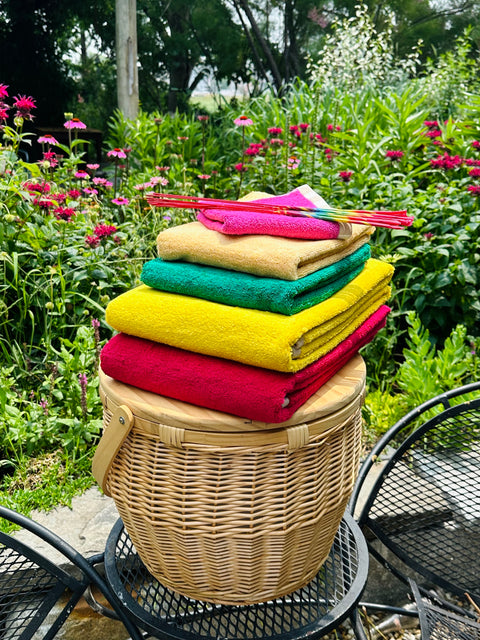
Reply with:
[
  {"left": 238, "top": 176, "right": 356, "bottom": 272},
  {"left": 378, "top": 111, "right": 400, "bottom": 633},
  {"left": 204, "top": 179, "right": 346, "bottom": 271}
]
[
  {"left": 100, "top": 185, "right": 393, "bottom": 423},
  {"left": 93, "top": 185, "right": 394, "bottom": 605}
]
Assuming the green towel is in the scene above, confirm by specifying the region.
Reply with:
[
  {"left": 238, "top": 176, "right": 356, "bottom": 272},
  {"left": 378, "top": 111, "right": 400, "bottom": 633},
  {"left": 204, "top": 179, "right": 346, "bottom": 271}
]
[{"left": 140, "top": 244, "right": 371, "bottom": 315}]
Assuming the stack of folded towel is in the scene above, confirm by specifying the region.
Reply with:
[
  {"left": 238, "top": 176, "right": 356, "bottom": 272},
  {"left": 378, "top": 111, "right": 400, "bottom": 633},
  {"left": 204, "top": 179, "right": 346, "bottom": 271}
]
[{"left": 101, "top": 185, "right": 394, "bottom": 423}]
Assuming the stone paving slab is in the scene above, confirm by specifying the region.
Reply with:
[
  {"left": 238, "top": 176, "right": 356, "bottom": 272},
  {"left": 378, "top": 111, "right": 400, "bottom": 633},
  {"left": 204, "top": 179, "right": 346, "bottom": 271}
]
[{"left": 12, "top": 487, "right": 120, "bottom": 567}]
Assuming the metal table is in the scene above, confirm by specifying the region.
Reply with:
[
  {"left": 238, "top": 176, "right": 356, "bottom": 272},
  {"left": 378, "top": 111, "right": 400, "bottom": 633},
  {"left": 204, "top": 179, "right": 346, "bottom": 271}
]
[{"left": 104, "top": 512, "right": 368, "bottom": 639}]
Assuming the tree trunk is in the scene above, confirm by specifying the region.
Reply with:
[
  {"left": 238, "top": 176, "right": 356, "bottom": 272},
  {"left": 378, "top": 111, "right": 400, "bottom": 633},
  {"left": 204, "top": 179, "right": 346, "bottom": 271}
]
[{"left": 116, "top": 0, "right": 139, "bottom": 120}]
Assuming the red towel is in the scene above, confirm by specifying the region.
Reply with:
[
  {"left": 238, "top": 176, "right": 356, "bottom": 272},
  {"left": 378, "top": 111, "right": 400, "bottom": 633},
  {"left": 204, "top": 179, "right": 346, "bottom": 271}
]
[{"left": 100, "top": 306, "right": 389, "bottom": 423}]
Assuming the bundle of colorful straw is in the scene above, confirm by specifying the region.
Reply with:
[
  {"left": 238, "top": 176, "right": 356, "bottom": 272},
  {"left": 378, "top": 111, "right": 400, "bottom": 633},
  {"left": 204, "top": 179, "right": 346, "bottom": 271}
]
[{"left": 146, "top": 192, "right": 413, "bottom": 229}]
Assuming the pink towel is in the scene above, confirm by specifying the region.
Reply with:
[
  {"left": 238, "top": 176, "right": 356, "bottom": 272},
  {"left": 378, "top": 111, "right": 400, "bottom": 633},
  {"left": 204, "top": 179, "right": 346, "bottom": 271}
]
[
  {"left": 100, "top": 305, "right": 389, "bottom": 423},
  {"left": 197, "top": 185, "right": 352, "bottom": 240}
]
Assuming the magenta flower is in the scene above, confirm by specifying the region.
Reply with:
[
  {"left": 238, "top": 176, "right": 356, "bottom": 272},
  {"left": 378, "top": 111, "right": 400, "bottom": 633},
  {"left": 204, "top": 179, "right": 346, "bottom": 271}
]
[
  {"left": 234, "top": 162, "right": 247, "bottom": 172},
  {"left": 0, "top": 106, "right": 9, "bottom": 123},
  {"left": 268, "top": 127, "right": 283, "bottom": 135},
  {"left": 85, "top": 235, "right": 100, "bottom": 248},
  {"left": 270, "top": 138, "right": 284, "bottom": 146},
  {"left": 64, "top": 117, "right": 86, "bottom": 129},
  {"left": 424, "top": 120, "right": 439, "bottom": 129},
  {"left": 42, "top": 151, "right": 58, "bottom": 168},
  {"left": 38, "top": 134, "right": 59, "bottom": 146},
  {"left": 339, "top": 170, "right": 353, "bottom": 182},
  {"left": 0, "top": 83, "right": 8, "bottom": 100},
  {"left": 465, "top": 158, "right": 480, "bottom": 167},
  {"left": 385, "top": 150, "right": 404, "bottom": 161},
  {"left": 87, "top": 163, "right": 100, "bottom": 171},
  {"left": 468, "top": 185, "right": 480, "bottom": 196},
  {"left": 94, "top": 223, "right": 117, "bottom": 238},
  {"left": 24, "top": 181, "right": 51, "bottom": 193},
  {"left": 54, "top": 206, "right": 75, "bottom": 222},
  {"left": 424, "top": 129, "right": 442, "bottom": 139},
  {"left": 13, "top": 95, "right": 36, "bottom": 120},
  {"left": 234, "top": 115, "right": 253, "bottom": 127},
  {"left": 75, "top": 170, "right": 90, "bottom": 179},
  {"left": 107, "top": 147, "right": 127, "bottom": 159},
  {"left": 111, "top": 197, "right": 130, "bottom": 206},
  {"left": 197, "top": 114, "right": 209, "bottom": 122},
  {"left": 298, "top": 123, "right": 310, "bottom": 132},
  {"left": 430, "top": 153, "right": 463, "bottom": 170},
  {"left": 83, "top": 187, "right": 98, "bottom": 195},
  {"left": 68, "top": 189, "right": 81, "bottom": 199},
  {"left": 472, "top": 141, "right": 480, "bottom": 150},
  {"left": 424, "top": 232, "right": 434, "bottom": 240},
  {"left": 468, "top": 168, "right": 480, "bottom": 178},
  {"left": 149, "top": 176, "right": 168, "bottom": 186}
]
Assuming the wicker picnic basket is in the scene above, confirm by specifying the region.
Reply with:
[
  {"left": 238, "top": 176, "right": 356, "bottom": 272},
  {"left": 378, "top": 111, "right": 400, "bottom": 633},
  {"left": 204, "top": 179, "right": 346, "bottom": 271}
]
[{"left": 92, "top": 355, "right": 366, "bottom": 605}]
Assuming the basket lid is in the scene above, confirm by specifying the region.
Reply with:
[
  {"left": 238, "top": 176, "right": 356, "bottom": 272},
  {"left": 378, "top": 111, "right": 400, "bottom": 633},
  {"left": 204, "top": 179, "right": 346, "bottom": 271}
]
[{"left": 99, "top": 355, "right": 365, "bottom": 433}]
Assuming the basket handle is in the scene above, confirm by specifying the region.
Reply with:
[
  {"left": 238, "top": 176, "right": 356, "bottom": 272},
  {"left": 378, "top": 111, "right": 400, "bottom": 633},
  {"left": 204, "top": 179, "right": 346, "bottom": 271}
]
[{"left": 92, "top": 404, "right": 134, "bottom": 496}]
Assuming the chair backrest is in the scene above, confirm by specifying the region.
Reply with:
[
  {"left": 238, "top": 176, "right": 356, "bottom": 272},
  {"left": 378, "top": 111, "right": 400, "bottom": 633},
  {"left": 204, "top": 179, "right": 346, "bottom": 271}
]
[
  {"left": 0, "top": 505, "right": 143, "bottom": 640},
  {"left": 349, "top": 381, "right": 480, "bottom": 606}
]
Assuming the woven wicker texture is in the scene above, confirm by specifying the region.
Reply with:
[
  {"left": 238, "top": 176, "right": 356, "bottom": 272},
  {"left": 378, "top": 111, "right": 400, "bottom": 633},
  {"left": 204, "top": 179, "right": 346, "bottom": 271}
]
[{"left": 98, "top": 363, "right": 365, "bottom": 605}]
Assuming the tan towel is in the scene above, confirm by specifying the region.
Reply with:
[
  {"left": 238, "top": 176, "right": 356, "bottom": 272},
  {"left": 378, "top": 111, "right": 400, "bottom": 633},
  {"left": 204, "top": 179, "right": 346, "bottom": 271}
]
[{"left": 156, "top": 221, "right": 374, "bottom": 281}]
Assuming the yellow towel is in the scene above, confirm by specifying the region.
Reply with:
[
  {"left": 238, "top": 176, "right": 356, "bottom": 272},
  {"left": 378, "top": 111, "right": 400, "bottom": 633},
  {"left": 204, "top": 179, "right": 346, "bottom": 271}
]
[
  {"left": 156, "top": 221, "right": 374, "bottom": 281},
  {"left": 106, "top": 258, "right": 393, "bottom": 372}
]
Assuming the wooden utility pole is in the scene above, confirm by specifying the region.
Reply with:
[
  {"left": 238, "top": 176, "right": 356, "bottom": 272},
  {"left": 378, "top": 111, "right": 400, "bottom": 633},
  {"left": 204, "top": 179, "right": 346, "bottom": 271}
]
[{"left": 116, "top": 0, "right": 139, "bottom": 120}]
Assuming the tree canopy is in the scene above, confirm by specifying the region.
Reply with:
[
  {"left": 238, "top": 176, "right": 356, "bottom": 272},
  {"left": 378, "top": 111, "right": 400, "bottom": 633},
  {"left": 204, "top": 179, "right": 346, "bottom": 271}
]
[{"left": 0, "top": 0, "right": 479, "bottom": 128}]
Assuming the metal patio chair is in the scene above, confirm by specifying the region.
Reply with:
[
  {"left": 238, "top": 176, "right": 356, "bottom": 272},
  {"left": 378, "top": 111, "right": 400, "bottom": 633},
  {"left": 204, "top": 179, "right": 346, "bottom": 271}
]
[
  {"left": 348, "top": 381, "right": 480, "bottom": 638},
  {"left": 0, "top": 504, "right": 144, "bottom": 640}
]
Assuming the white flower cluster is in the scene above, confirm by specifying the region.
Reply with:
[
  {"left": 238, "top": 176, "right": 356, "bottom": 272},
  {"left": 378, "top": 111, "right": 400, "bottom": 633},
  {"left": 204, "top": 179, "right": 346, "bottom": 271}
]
[{"left": 306, "top": 3, "right": 421, "bottom": 94}]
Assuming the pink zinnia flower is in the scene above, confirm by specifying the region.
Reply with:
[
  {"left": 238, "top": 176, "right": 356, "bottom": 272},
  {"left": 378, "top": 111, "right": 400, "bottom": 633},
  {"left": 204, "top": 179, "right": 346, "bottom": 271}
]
[
  {"left": 468, "top": 185, "right": 480, "bottom": 196},
  {"left": 339, "top": 170, "right": 353, "bottom": 182},
  {"left": 64, "top": 117, "right": 86, "bottom": 129},
  {"left": 13, "top": 95, "right": 36, "bottom": 119},
  {"left": 111, "top": 197, "right": 130, "bottom": 205},
  {"left": 234, "top": 115, "right": 253, "bottom": 127},
  {"left": 38, "top": 134, "right": 59, "bottom": 145},
  {"left": 75, "top": 170, "right": 90, "bottom": 179},
  {"left": 83, "top": 187, "right": 98, "bottom": 195},
  {"left": 107, "top": 147, "right": 127, "bottom": 159},
  {"left": 385, "top": 150, "right": 404, "bottom": 161}
]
